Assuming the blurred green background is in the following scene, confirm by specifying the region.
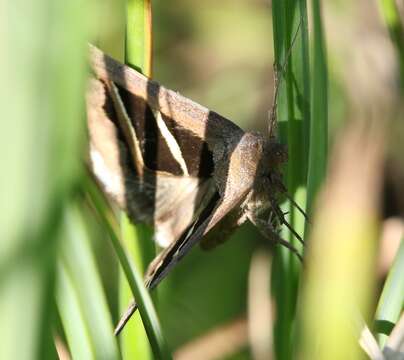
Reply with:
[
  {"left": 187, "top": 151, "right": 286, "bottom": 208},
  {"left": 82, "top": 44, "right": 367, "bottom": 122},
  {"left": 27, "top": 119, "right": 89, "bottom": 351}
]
[{"left": 1, "top": 0, "right": 403, "bottom": 359}]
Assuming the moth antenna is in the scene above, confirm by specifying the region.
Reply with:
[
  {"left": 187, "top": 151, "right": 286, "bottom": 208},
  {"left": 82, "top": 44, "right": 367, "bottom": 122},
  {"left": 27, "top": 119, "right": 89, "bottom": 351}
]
[
  {"left": 268, "top": 18, "right": 303, "bottom": 138},
  {"left": 114, "top": 302, "right": 138, "bottom": 336},
  {"left": 267, "top": 64, "right": 281, "bottom": 138}
]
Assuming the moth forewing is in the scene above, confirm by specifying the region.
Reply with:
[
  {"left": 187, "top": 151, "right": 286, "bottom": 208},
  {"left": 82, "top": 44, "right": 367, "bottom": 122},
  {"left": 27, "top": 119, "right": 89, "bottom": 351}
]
[
  {"left": 88, "top": 44, "right": 243, "bottom": 148},
  {"left": 105, "top": 78, "right": 219, "bottom": 247},
  {"left": 86, "top": 75, "right": 220, "bottom": 248},
  {"left": 153, "top": 135, "right": 270, "bottom": 311},
  {"left": 151, "top": 174, "right": 216, "bottom": 247},
  {"left": 107, "top": 81, "right": 145, "bottom": 177},
  {"left": 152, "top": 108, "right": 190, "bottom": 176},
  {"left": 87, "top": 79, "right": 127, "bottom": 208},
  {"left": 144, "top": 183, "right": 252, "bottom": 291}
]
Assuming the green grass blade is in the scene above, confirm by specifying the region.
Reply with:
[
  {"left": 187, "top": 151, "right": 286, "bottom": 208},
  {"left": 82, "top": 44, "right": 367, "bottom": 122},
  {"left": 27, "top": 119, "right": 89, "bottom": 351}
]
[
  {"left": 107, "top": 213, "right": 172, "bottom": 359},
  {"left": 56, "top": 263, "right": 95, "bottom": 360},
  {"left": 60, "top": 205, "right": 120, "bottom": 360},
  {"left": 120, "top": 1, "right": 164, "bottom": 359},
  {"left": 374, "top": 239, "right": 404, "bottom": 347},
  {"left": 306, "top": 0, "right": 328, "bottom": 213},
  {"left": 299, "top": 125, "right": 380, "bottom": 360},
  {"left": 125, "top": 0, "right": 153, "bottom": 75},
  {"left": 0, "top": 0, "right": 88, "bottom": 358},
  {"left": 271, "top": 1, "right": 310, "bottom": 359},
  {"left": 85, "top": 179, "right": 171, "bottom": 360},
  {"left": 119, "top": 217, "right": 155, "bottom": 360}
]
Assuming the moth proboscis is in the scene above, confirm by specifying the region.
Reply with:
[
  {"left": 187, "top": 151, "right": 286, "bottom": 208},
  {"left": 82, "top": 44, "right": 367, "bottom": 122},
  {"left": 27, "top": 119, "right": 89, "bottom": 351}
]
[{"left": 86, "top": 44, "right": 306, "bottom": 335}]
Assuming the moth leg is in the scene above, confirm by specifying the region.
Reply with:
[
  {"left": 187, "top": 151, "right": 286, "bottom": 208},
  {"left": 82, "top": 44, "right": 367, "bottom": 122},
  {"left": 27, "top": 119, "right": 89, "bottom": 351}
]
[
  {"left": 282, "top": 191, "right": 310, "bottom": 224},
  {"left": 270, "top": 202, "right": 305, "bottom": 246},
  {"left": 269, "top": 173, "right": 310, "bottom": 224},
  {"left": 248, "top": 214, "right": 303, "bottom": 262}
]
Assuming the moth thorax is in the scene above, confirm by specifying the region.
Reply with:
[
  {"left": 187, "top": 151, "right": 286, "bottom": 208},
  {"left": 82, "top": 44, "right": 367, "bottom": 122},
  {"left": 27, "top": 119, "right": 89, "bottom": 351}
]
[
  {"left": 266, "top": 141, "right": 288, "bottom": 168},
  {"left": 220, "top": 132, "right": 267, "bottom": 193},
  {"left": 238, "top": 132, "right": 266, "bottom": 160}
]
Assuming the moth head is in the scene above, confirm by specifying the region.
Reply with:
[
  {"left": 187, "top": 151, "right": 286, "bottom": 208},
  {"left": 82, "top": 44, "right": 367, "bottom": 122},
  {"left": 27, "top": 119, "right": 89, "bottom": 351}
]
[{"left": 266, "top": 141, "right": 288, "bottom": 168}]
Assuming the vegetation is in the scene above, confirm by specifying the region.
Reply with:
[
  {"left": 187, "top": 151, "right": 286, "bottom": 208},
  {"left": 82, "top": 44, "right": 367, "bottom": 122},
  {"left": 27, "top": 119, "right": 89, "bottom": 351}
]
[{"left": 1, "top": 0, "right": 403, "bottom": 359}]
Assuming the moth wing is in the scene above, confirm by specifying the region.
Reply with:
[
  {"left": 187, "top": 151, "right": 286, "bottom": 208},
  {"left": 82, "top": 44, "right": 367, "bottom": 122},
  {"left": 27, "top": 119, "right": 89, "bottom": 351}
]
[
  {"left": 86, "top": 78, "right": 216, "bottom": 246},
  {"left": 144, "top": 182, "right": 252, "bottom": 290},
  {"left": 145, "top": 174, "right": 217, "bottom": 247},
  {"left": 87, "top": 78, "right": 127, "bottom": 208},
  {"left": 144, "top": 130, "right": 265, "bottom": 287},
  {"left": 89, "top": 44, "right": 245, "bottom": 152},
  {"left": 111, "top": 190, "right": 245, "bottom": 334}
]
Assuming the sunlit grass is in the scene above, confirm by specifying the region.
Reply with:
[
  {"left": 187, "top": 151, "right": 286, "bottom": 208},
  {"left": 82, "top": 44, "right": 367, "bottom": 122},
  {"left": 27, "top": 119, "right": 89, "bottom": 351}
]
[
  {"left": 375, "top": 239, "right": 404, "bottom": 347},
  {"left": 271, "top": 1, "right": 311, "bottom": 359},
  {"left": 58, "top": 205, "right": 120, "bottom": 360},
  {"left": 0, "top": 0, "right": 88, "bottom": 358},
  {"left": 119, "top": 1, "right": 171, "bottom": 359}
]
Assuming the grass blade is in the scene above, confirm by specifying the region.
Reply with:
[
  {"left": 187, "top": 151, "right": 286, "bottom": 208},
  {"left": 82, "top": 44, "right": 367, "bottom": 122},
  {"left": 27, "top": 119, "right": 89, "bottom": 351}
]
[
  {"left": 306, "top": 0, "right": 328, "bottom": 213},
  {"left": 56, "top": 263, "right": 95, "bottom": 360},
  {"left": 300, "top": 121, "right": 382, "bottom": 360},
  {"left": 271, "top": 1, "right": 310, "bottom": 359},
  {"left": 374, "top": 239, "right": 404, "bottom": 347},
  {"left": 119, "top": 217, "right": 155, "bottom": 360},
  {"left": 0, "top": 0, "right": 88, "bottom": 358},
  {"left": 60, "top": 205, "right": 120, "bottom": 360},
  {"left": 119, "top": 0, "right": 161, "bottom": 359},
  {"left": 107, "top": 211, "right": 172, "bottom": 359},
  {"left": 85, "top": 179, "right": 171, "bottom": 360},
  {"left": 125, "top": 0, "right": 153, "bottom": 74}
]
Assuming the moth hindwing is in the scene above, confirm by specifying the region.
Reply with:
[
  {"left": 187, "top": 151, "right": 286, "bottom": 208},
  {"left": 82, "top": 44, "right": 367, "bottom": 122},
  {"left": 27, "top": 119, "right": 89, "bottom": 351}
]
[{"left": 86, "top": 44, "right": 302, "bottom": 335}]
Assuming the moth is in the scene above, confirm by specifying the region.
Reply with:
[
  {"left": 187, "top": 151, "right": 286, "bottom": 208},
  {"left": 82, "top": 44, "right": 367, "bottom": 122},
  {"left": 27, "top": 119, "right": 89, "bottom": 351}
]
[{"left": 86, "top": 44, "right": 305, "bottom": 334}]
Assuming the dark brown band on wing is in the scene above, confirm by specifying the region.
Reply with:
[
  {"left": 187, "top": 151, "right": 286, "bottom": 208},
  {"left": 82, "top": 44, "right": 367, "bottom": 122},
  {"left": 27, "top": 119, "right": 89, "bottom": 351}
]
[{"left": 117, "top": 85, "right": 214, "bottom": 177}]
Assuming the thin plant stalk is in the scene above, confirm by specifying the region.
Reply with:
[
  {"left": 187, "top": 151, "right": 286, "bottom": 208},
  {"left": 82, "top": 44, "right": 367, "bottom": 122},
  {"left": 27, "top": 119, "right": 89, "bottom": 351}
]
[
  {"left": 271, "top": 1, "right": 310, "bottom": 359},
  {"left": 119, "top": 1, "right": 165, "bottom": 359},
  {"left": 374, "top": 239, "right": 404, "bottom": 347}
]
